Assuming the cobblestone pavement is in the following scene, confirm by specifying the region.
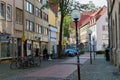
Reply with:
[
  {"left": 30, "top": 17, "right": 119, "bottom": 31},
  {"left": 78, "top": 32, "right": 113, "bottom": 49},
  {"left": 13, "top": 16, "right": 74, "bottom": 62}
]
[
  {"left": 68, "top": 55, "right": 120, "bottom": 80},
  {"left": 0, "top": 56, "right": 68, "bottom": 80},
  {"left": 1, "top": 53, "right": 120, "bottom": 80}
]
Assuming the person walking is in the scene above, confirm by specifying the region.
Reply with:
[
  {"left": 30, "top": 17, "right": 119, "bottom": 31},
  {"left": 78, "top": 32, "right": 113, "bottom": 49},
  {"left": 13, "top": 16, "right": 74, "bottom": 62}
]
[
  {"left": 35, "top": 48, "right": 39, "bottom": 57},
  {"left": 105, "top": 47, "right": 110, "bottom": 61},
  {"left": 43, "top": 47, "right": 48, "bottom": 60}
]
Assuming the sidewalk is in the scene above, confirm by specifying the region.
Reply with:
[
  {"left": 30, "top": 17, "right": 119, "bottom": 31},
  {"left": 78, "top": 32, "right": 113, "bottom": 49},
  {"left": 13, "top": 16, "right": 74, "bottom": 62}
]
[{"left": 68, "top": 54, "right": 120, "bottom": 80}]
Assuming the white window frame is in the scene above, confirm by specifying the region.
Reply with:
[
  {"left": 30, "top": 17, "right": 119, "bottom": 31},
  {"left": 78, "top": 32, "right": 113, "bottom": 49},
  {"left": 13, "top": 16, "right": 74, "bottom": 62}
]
[
  {"left": 26, "top": 20, "right": 29, "bottom": 30},
  {"left": 25, "top": 1, "right": 34, "bottom": 14},
  {"left": 16, "top": 8, "right": 23, "bottom": 24},
  {"left": 39, "top": 26, "right": 42, "bottom": 34},
  {"left": 36, "top": 23, "right": 39, "bottom": 33},
  {"left": 7, "top": 4, "right": 12, "bottom": 21},
  {"left": 0, "top": 2, "right": 5, "bottom": 19}
]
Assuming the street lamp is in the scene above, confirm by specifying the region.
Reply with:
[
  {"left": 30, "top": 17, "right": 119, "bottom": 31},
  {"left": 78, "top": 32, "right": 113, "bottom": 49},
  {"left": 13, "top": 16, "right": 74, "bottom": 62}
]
[
  {"left": 71, "top": 9, "right": 81, "bottom": 80},
  {"left": 87, "top": 29, "right": 92, "bottom": 64}
]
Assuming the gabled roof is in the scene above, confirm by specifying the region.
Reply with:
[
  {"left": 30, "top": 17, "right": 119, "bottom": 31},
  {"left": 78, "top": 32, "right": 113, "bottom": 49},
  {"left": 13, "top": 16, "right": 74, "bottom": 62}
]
[
  {"left": 48, "top": 0, "right": 58, "bottom": 15},
  {"left": 78, "top": 6, "right": 107, "bottom": 28},
  {"left": 95, "top": 6, "right": 107, "bottom": 20},
  {"left": 78, "top": 11, "right": 95, "bottom": 28}
]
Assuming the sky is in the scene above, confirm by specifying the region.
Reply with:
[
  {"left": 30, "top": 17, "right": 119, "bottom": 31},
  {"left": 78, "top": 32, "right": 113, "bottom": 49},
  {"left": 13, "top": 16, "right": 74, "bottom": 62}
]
[{"left": 75, "top": 0, "right": 107, "bottom": 7}]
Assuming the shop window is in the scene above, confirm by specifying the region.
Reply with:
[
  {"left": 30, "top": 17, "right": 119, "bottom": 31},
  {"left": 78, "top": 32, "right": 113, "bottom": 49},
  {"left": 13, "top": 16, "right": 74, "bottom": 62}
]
[{"left": 1, "top": 43, "right": 11, "bottom": 57}]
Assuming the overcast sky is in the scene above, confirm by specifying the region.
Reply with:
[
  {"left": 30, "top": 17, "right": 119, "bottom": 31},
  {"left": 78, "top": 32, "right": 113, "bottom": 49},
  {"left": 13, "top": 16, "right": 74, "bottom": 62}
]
[{"left": 75, "top": 0, "right": 107, "bottom": 7}]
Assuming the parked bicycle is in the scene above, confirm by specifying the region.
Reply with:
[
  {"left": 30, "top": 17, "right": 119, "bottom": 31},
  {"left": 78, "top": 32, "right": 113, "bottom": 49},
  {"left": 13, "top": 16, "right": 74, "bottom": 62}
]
[{"left": 10, "top": 55, "right": 41, "bottom": 69}]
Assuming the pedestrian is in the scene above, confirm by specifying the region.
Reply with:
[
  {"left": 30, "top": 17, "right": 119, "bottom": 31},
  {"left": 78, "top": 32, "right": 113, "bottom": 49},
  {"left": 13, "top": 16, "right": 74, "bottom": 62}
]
[
  {"left": 35, "top": 48, "right": 39, "bottom": 57},
  {"left": 105, "top": 47, "right": 110, "bottom": 61},
  {"left": 43, "top": 47, "right": 48, "bottom": 60}
]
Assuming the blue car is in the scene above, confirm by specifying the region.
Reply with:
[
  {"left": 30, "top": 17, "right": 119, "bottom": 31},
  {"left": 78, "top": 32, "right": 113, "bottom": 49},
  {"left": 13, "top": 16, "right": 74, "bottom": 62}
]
[{"left": 65, "top": 47, "right": 78, "bottom": 57}]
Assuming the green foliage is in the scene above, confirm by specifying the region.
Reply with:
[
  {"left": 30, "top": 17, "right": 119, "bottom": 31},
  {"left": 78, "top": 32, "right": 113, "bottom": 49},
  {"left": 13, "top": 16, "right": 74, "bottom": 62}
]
[
  {"left": 63, "top": 16, "right": 72, "bottom": 37},
  {"left": 74, "top": 1, "right": 98, "bottom": 11},
  {"left": 96, "top": 50, "right": 105, "bottom": 54}
]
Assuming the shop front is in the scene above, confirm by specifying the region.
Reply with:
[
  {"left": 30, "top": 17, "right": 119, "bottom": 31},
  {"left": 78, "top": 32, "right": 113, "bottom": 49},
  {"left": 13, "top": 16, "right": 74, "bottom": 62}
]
[
  {"left": 33, "top": 41, "right": 40, "bottom": 56},
  {"left": 0, "top": 33, "right": 11, "bottom": 59},
  {"left": 41, "top": 35, "right": 49, "bottom": 57},
  {"left": 24, "top": 40, "right": 32, "bottom": 56}
]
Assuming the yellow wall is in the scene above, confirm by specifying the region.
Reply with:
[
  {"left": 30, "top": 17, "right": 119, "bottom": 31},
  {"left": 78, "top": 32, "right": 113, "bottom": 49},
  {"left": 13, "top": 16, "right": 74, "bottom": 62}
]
[
  {"left": 48, "top": 9, "right": 56, "bottom": 27},
  {"left": 79, "top": 24, "right": 88, "bottom": 43}
]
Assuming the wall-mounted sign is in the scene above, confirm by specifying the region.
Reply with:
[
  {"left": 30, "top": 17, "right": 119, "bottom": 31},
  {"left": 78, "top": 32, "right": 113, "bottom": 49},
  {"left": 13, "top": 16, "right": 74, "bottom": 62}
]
[{"left": 0, "top": 33, "right": 11, "bottom": 42}]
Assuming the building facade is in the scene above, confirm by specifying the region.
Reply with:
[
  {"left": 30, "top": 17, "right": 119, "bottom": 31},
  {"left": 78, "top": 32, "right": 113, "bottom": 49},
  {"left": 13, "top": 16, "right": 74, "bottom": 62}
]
[
  {"left": 78, "top": 7, "right": 108, "bottom": 52},
  {"left": 89, "top": 7, "right": 108, "bottom": 51},
  {"left": 24, "top": 0, "right": 49, "bottom": 57},
  {"left": 107, "top": 0, "right": 120, "bottom": 70},
  {"left": 0, "top": 0, "right": 23, "bottom": 59},
  {"left": 48, "top": 9, "right": 58, "bottom": 58},
  {"left": 0, "top": 0, "right": 49, "bottom": 60},
  {"left": 78, "top": 11, "right": 95, "bottom": 51}
]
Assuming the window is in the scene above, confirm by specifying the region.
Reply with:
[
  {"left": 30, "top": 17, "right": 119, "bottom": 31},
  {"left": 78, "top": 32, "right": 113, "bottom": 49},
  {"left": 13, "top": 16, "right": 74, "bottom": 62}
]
[
  {"left": 25, "top": 1, "right": 34, "bottom": 14},
  {"left": 35, "top": 7, "right": 39, "bottom": 16},
  {"left": 36, "top": 24, "right": 39, "bottom": 33},
  {"left": 102, "top": 25, "right": 105, "bottom": 31},
  {"left": 35, "top": 7, "right": 41, "bottom": 17},
  {"left": 26, "top": 20, "right": 34, "bottom": 32},
  {"left": 102, "top": 25, "right": 108, "bottom": 31},
  {"left": 16, "top": 8, "right": 23, "bottom": 24},
  {"left": 43, "top": 27, "right": 48, "bottom": 35},
  {"left": 105, "top": 17, "right": 108, "bottom": 22},
  {"left": 30, "top": 21, "right": 34, "bottom": 31},
  {"left": 26, "top": 20, "right": 29, "bottom": 30},
  {"left": 39, "top": 26, "right": 42, "bottom": 33},
  {"left": 36, "top": 23, "right": 42, "bottom": 33},
  {"left": 0, "top": 2, "right": 5, "bottom": 19},
  {"left": 43, "top": 12, "right": 48, "bottom": 21},
  {"left": 7, "top": 4, "right": 12, "bottom": 21}
]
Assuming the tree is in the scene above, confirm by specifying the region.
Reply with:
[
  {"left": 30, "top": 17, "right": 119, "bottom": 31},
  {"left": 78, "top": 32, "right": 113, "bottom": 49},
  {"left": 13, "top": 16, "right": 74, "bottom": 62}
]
[
  {"left": 74, "top": 1, "right": 98, "bottom": 12},
  {"left": 42, "top": 0, "right": 92, "bottom": 58},
  {"left": 42, "top": 0, "right": 74, "bottom": 58}
]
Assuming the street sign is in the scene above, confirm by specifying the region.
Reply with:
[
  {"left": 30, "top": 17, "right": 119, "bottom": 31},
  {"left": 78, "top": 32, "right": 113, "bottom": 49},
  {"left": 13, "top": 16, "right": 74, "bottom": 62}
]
[{"left": 22, "top": 35, "right": 26, "bottom": 42}]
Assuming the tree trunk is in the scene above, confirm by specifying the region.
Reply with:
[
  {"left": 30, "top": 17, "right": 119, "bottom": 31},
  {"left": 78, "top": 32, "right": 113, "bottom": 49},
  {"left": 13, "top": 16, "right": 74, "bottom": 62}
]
[{"left": 58, "top": 15, "right": 64, "bottom": 58}]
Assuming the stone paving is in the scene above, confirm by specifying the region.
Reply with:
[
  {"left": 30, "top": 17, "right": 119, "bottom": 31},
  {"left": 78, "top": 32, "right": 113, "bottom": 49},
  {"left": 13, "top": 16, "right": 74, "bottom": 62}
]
[
  {"left": 67, "top": 55, "right": 120, "bottom": 80},
  {"left": 1, "top": 53, "right": 120, "bottom": 80}
]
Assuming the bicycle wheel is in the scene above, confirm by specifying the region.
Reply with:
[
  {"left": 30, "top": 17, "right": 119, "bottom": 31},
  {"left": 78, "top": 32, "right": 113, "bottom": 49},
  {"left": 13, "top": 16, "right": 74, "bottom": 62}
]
[{"left": 10, "top": 61, "right": 17, "bottom": 69}]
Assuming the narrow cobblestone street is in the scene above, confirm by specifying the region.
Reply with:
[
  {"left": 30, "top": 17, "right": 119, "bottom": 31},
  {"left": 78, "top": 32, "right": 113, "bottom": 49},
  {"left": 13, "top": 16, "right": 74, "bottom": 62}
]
[{"left": 0, "top": 53, "right": 120, "bottom": 80}]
